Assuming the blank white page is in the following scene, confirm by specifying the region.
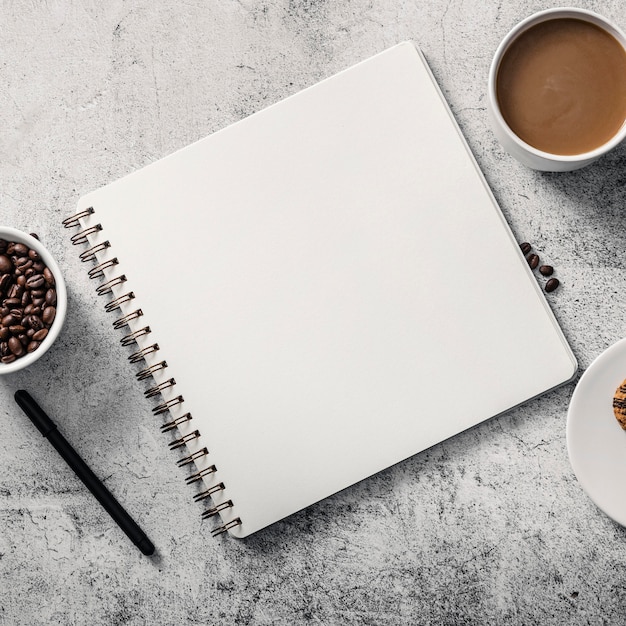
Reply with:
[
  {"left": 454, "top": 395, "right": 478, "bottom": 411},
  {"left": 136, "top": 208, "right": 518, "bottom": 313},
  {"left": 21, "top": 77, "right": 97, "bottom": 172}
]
[{"left": 77, "top": 42, "right": 576, "bottom": 537}]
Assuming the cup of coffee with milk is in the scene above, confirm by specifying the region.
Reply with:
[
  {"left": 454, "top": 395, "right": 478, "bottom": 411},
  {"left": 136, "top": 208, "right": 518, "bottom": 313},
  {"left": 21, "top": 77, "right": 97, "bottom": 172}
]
[{"left": 488, "top": 8, "right": 626, "bottom": 171}]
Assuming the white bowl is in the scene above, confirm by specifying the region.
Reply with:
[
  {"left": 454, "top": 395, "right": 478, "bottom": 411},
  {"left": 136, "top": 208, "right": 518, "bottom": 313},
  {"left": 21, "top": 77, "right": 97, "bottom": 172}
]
[{"left": 0, "top": 227, "right": 67, "bottom": 374}]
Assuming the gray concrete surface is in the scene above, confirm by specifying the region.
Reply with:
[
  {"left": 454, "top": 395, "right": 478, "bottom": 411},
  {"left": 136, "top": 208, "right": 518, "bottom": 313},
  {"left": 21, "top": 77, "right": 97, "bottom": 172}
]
[{"left": 1, "top": 1, "right": 626, "bottom": 624}]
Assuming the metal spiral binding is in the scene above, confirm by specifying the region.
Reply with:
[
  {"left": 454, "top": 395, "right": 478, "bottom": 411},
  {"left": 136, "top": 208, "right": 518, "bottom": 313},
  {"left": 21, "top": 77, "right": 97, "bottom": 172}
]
[
  {"left": 161, "top": 413, "right": 192, "bottom": 433},
  {"left": 136, "top": 360, "right": 168, "bottom": 380},
  {"left": 71, "top": 224, "right": 102, "bottom": 245},
  {"left": 62, "top": 207, "right": 94, "bottom": 228},
  {"left": 152, "top": 395, "right": 183, "bottom": 415},
  {"left": 113, "top": 309, "right": 143, "bottom": 329},
  {"left": 96, "top": 274, "right": 127, "bottom": 296},
  {"left": 63, "top": 207, "right": 243, "bottom": 538},
  {"left": 80, "top": 241, "right": 111, "bottom": 262},
  {"left": 177, "top": 448, "right": 209, "bottom": 467},
  {"left": 129, "top": 343, "right": 160, "bottom": 363},
  {"left": 169, "top": 430, "right": 200, "bottom": 450},
  {"left": 212, "top": 518, "right": 242, "bottom": 537},
  {"left": 121, "top": 326, "right": 152, "bottom": 347},
  {"left": 88, "top": 258, "right": 119, "bottom": 279},
  {"left": 145, "top": 378, "right": 175, "bottom": 399},
  {"left": 105, "top": 291, "right": 135, "bottom": 312},
  {"left": 193, "top": 483, "right": 224, "bottom": 502},
  {"left": 185, "top": 464, "right": 216, "bottom": 484},
  {"left": 202, "top": 500, "right": 233, "bottom": 519}
]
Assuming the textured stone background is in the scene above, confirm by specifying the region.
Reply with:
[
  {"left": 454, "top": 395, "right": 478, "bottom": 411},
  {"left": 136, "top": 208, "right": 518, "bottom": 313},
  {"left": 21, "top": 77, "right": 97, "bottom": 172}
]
[{"left": 1, "top": 1, "right": 626, "bottom": 624}]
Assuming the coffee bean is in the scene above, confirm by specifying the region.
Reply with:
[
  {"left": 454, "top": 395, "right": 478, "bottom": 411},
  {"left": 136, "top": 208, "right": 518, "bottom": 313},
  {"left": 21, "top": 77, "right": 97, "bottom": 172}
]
[
  {"left": 32, "top": 328, "right": 48, "bottom": 341},
  {"left": 45, "top": 288, "right": 56, "bottom": 306},
  {"left": 527, "top": 254, "right": 539, "bottom": 269},
  {"left": 0, "top": 256, "right": 12, "bottom": 273},
  {"left": 0, "top": 274, "right": 11, "bottom": 291},
  {"left": 545, "top": 278, "right": 560, "bottom": 293},
  {"left": 7, "top": 284, "right": 22, "bottom": 299},
  {"left": 29, "top": 233, "right": 39, "bottom": 240},
  {"left": 28, "top": 249, "right": 40, "bottom": 261},
  {"left": 8, "top": 336, "right": 23, "bottom": 356},
  {"left": 1, "top": 315, "right": 16, "bottom": 327},
  {"left": 13, "top": 243, "right": 28, "bottom": 256},
  {"left": 520, "top": 242, "right": 531, "bottom": 255},
  {"left": 0, "top": 328, "right": 8, "bottom": 341},
  {"left": 539, "top": 265, "right": 553, "bottom": 276},
  {"left": 9, "top": 325, "right": 26, "bottom": 335},
  {"left": 27, "top": 315, "right": 43, "bottom": 331},
  {"left": 26, "top": 328, "right": 34, "bottom": 338},
  {"left": 14, "top": 257, "right": 32, "bottom": 270},
  {"left": 32, "top": 261, "right": 44, "bottom": 272},
  {"left": 43, "top": 267, "right": 55, "bottom": 286},
  {"left": 42, "top": 306, "right": 56, "bottom": 325},
  {"left": 16, "top": 275, "right": 25, "bottom": 287},
  {"left": 25, "top": 274, "right": 44, "bottom": 290},
  {"left": 26, "top": 341, "right": 40, "bottom": 353},
  {"left": 1, "top": 355, "right": 16, "bottom": 364}
]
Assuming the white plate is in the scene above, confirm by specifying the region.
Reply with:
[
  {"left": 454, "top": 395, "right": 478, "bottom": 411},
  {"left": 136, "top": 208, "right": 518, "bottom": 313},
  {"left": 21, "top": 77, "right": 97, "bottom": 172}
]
[{"left": 567, "top": 338, "right": 626, "bottom": 526}]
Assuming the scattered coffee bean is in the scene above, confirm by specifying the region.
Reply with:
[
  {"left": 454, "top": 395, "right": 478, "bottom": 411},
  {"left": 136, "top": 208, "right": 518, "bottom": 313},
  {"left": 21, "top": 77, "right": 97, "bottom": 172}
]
[
  {"left": 0, "top": 239, "right": 58, "bottom": 366},
  {"left": 519, "top": 241, "right": 563, "bottom": 293},
  {"left": 545, "top": 278, "right": 560, "bottom": 293}
]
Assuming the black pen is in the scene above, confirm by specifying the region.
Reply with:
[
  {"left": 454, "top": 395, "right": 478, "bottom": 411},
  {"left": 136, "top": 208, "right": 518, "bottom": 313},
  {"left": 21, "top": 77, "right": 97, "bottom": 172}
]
[{"left": 14, "top": 390, "right": 155, "bottom": 556}]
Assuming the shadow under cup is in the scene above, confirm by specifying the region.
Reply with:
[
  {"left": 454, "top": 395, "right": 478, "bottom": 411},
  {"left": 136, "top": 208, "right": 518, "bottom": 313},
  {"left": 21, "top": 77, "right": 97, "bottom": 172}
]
[{"left": 487, "top": 8, "right": 626, "bottom": 171}]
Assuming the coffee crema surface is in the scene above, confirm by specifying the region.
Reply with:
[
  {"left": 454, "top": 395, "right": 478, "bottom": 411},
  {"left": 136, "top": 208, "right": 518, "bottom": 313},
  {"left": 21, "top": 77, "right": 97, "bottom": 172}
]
[{"left": 496, "top": 18, "right": 626, "bottom": 155}]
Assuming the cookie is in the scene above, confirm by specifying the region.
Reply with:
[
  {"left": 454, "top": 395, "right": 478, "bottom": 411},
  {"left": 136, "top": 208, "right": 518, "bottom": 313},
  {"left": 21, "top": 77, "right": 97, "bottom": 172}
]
[{"left": 612, "top": 379, "right": 626, "bottom": 430}]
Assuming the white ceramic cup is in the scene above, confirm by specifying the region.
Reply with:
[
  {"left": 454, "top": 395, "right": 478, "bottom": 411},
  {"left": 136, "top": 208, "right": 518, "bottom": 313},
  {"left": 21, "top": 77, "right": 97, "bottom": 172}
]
[
  {"left": 487, "top": 8, "right": 626, "bottom": 171},
  {"left": 0, "top": 227, "right": 67, "bottom": 374}
]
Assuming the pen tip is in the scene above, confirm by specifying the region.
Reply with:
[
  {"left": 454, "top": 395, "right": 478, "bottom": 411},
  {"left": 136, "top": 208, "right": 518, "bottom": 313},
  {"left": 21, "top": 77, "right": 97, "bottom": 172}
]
[{"left": 137, "top": 537, "right": 155, "bottom": 556}]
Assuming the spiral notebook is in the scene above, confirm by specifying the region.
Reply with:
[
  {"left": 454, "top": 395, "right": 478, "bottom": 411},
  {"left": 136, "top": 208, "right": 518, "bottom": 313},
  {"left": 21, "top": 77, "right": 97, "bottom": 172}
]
[{"left": 64, "top": 42, "right": 576, "bottom": 538}]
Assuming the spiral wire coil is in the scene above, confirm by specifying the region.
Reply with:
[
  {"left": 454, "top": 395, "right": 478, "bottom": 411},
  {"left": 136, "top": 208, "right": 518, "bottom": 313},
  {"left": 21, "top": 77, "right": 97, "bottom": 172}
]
[{"left": 64, "top": 207, "right": 241, "bottom": 537}]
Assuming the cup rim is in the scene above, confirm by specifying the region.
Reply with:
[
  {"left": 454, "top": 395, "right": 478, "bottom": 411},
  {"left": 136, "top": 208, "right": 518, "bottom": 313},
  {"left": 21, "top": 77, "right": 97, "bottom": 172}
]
[
  {"left": 0, "top": 227, "right": 67, "bottom": 374},
  {"left": 488, "top": 7, "right": 626, "bottom": 164}
]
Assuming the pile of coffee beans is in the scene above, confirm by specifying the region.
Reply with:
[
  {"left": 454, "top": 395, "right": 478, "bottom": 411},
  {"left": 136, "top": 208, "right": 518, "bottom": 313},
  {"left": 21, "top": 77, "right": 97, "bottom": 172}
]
[
  {"left": 0, "top": 238, "right": 57, "bottom": 364},
  {"left": 519, "top": 242, "right": 559, "bottom": 293}
]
